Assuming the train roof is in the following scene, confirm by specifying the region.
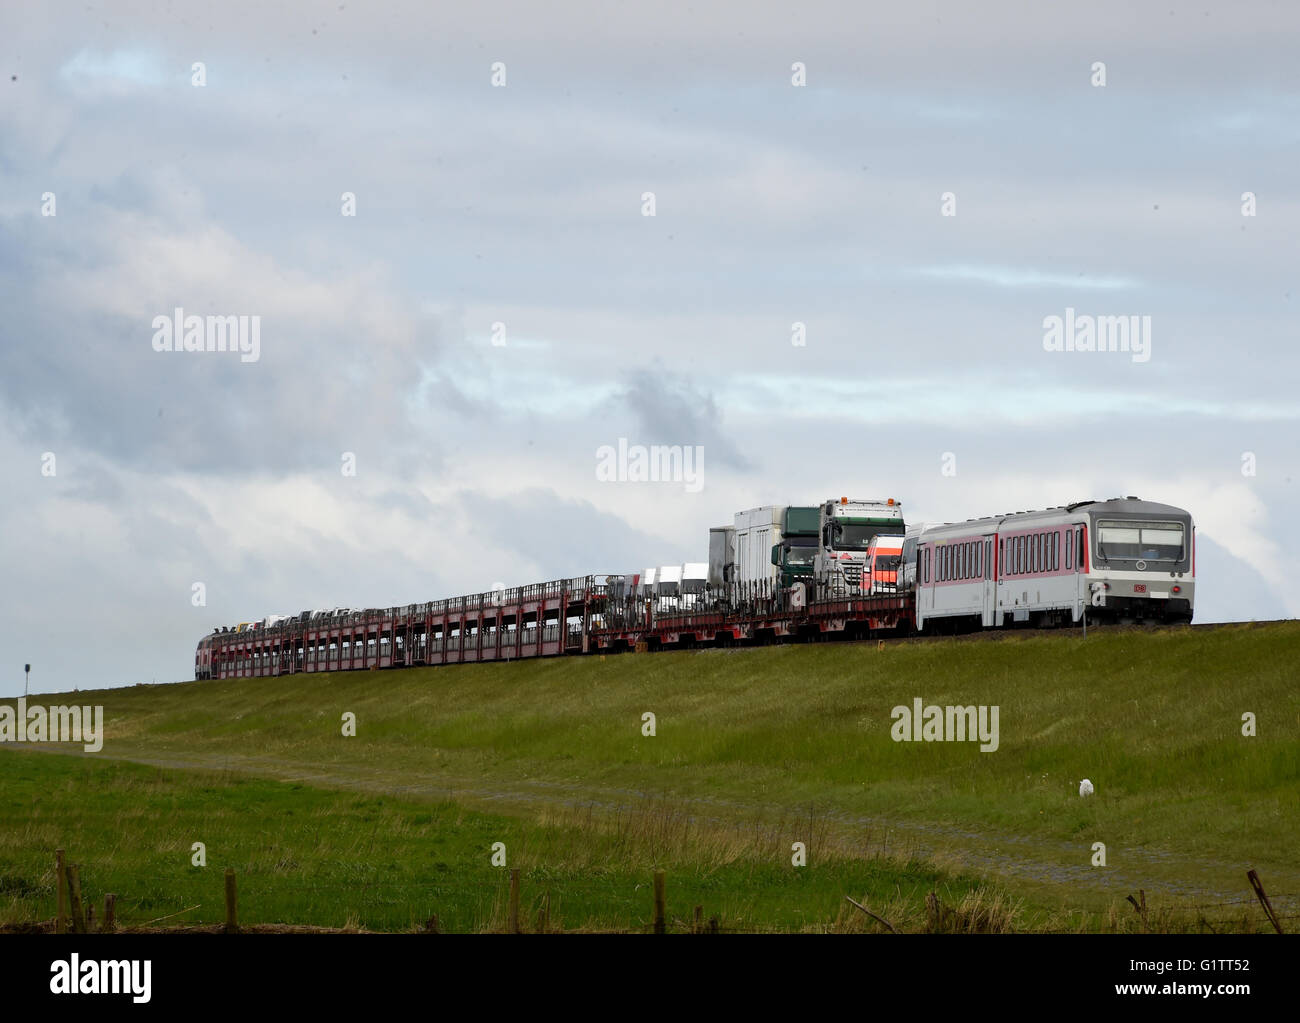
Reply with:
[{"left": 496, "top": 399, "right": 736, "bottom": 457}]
[{"left": 924, "top": 497, "right": 1191, "bottom": 533}]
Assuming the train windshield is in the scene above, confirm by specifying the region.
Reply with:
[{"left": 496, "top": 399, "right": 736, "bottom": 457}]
[{"left": 1095, "top": 520, "right": 1185, "bottom": 562}]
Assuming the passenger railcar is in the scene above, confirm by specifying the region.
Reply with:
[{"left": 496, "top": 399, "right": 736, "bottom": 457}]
[{"left": 914, "top": 497, "right": 1193, "bottom": 631}]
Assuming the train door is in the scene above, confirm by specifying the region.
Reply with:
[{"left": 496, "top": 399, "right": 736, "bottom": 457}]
[
  {"left": 983, "top": 535, "right": 996, "bottom": 627},
  {"left": 994, "top": 535, "right": 1006, "bottom": 626},
  {"left": 918, "top": 542, "right": 935, "bottom": 627}
]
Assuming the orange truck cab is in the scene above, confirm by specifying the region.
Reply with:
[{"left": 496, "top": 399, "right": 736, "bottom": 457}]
[{"left": 865, "top": 534, "right": 905, "bottom": 595}]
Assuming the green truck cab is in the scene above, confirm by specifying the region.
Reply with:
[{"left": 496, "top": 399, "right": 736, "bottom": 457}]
[{"left": 770, "top": 506, "right": 820, "bottom": 588}]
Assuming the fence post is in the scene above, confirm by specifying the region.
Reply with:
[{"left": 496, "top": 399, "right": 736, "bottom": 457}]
[
  {"left": 224, "top": 868, "right": 238, "bottom": 933},
  {"left": 508, "top": 869, "right": 520, "bottom": 934},
  {"left": 66, "top": 864, "right": 86, "bottom": 934},
  {"left": 693, "top": 905, "right": 703, "bottom": 934},
  {"left": 1247, "top": 869, "right": 1284, "bottom": 934},
  {"left": 55, "top": 850, "right": 67, "bottom": 934},
  {"left": 102, "top": 894, "right": 116, "bottom": 933},
  {"left": 653, "top": 870, "right": 666, "bottom": 935}
]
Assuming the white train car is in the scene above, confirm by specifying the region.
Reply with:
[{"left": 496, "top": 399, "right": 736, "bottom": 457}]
[{"left": 915, "top": 497, "right": 1194, "bottom": 631}]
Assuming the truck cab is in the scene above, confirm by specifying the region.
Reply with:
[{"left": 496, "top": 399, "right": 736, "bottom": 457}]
[
  {"left": 865, "top": 534, "right": 905, "bottom": 595},
  {"left": 814, "top": 497, "right": 906, "bottom": 595},
  {"left": 768, "top": 505, "right": 820, "bottom": 588}
]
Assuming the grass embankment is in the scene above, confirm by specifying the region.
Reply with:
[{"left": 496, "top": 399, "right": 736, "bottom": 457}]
[{"left": 1, "top": 621, "right": 1297, "bottom": 931}]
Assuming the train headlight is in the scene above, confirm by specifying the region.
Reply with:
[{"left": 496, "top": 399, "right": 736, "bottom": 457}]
[{"left": 1172, "top": 585, "right": 1181, "bottom": 594}]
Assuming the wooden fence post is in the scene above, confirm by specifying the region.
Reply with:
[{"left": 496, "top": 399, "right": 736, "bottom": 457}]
[
  {"left": 534, "top": 892, "right": 549, "bottom": 935},
  {"left": 224, "top": 868, "right": 238, "bottom": 933},
  {"left": 1247, "top": 869, "right": 1284, "bottom": 934},
  {"left": 102, "top": 894, "right": 116, "bottom": 933},
  {"left": 653, "top": 870, "right": 666, "bottom": 934},
  {"left": 66, "top": 864, "right": 87, "bottom": 934},
  {"left": 55, "top": 850, "right": 67, "bottom": 934},
  {"left": 925, "top": 891, "right": 940, "bottom": 933},
  {"left": 508, "top": 869, "right": 520, "bottom": 934},
  {"left": 693, "top": 905, "right": 703, "bottom": 934}
]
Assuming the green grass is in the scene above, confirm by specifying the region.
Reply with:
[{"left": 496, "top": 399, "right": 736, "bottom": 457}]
[
  {"left": 1, "top": 620, "right": 1297, "bottom": 931},
  {"left": 0, "top": 753, "right": 1008, "bottom": 933}
]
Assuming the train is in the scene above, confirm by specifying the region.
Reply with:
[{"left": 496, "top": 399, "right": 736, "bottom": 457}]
[{"left": 195, "top": 495, "right": 1194, "bottom": 681}]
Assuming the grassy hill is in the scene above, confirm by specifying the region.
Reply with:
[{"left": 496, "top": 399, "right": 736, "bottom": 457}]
[{"left": 2, "top": 621, "right": 1297, "bottom": 932}]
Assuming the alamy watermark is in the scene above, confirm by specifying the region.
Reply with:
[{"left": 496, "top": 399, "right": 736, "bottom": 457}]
[
  {"left": 0, "top": 698, "right": 103, "bottom": 752},
  {"left": 595, "top": 438, "right": 704, "bottom": 493},
  {"left": 151, "top": 307, "right": 261, "bottom": 363},
  {"left": 50, "top": 955, "right": 150, "bottom": 1003},
  {"left": 1042, "top": 307, "right": 1151, "bottom": 363},
  {"left": 891, "top": 698, "right": 999, "bottom": 752}
]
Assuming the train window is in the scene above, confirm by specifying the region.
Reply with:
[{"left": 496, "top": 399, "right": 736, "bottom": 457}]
[
  {"left": 968, "top": 541, "right": 973, "bottom": 578},
  {"left": 1066, "top": 530, "right": 1073, "bottom": 569},
  {"left": 1052, "top": 532, "right": 1059, "bottom": 570},
  {"left": 925, "top": 548, "right": 931, "bottom": 583},
  {"left": 1077, "top": 528, "right": 1085, "bottom": 568},
  {"left": 959, "top": 543, "right": 966, "bottom": 579},
  {"left": 1033, "top": 534, "right": 1040, "bottom": 573},
  {"left": 974, "top": 542, "right": 981, "bottom": 579},
  {"left": 1017, "top": 536, "right": 1025, "bottom": 574},
  {"left": 986, "top": 539, "right": 993, "bottom": 579}
]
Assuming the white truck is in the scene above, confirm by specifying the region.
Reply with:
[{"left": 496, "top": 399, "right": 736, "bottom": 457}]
[{"left": 814, "top": 497, "right": 907, "bottom": 594}]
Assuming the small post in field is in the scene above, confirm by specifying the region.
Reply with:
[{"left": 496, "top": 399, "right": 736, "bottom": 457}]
[
  {"left": 693, "top": 905, "right": 703, "bottom": 934},
  {"left": 508, "top": 869, "right": 520, "bottom": 934},
  {"left": 653, "top": 870, "right": 666, "bottom": 934},
  {"left": 55, "top": 849, "right": 67, "bottom": 934},
  {"left": 224, "top": 868, "right": 238, "bottom": 933},
  {"left": 1247, "top": 869, "right": 1284, "bottom": 934},
  {"left": 535, "top": 892, "right": 549, "bottom": 934},
  {"left": 66, "top": 864, "right": 86, "bottom": 934},
  {"left": 102, "top": 894, "right": 116, "bottom": 933}
]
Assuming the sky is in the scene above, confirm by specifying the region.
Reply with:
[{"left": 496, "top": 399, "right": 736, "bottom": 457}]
[{"left": 1, "top": 1, "right": 1297, "bottom": 695}]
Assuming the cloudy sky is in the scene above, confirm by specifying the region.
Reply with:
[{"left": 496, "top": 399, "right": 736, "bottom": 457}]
[{"left": 2, "top": 1, "right": 1297, "bottom": 695}]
